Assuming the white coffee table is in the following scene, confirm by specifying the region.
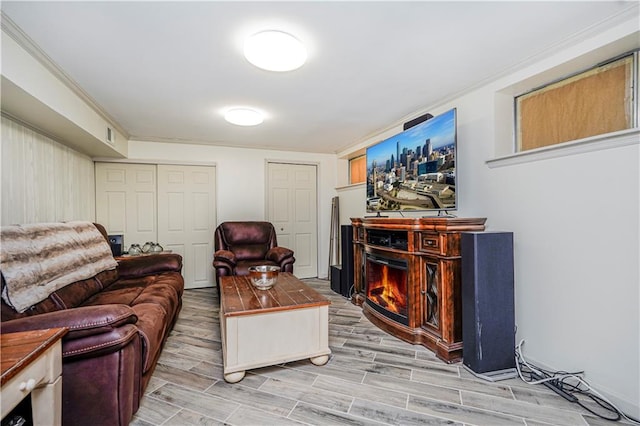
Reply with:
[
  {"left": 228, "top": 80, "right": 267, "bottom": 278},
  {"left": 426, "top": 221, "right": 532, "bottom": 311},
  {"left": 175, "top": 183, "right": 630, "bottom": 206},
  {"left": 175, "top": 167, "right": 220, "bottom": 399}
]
[{"left": 219, "top": 273, "right": 331, "bottom": 383}]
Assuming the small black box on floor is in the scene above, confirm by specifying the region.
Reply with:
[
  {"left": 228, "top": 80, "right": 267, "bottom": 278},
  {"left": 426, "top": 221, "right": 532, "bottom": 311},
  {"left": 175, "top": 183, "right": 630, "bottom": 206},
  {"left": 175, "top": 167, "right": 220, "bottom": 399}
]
[
  {"left": 330, "top": 265, "right": 343, "bottom": 295},
  {"left": 339, "top": 225, "right": 354, "bottom": 298},
  {"left": 461, "top": 231, "right": 516, "bottom": 381}
]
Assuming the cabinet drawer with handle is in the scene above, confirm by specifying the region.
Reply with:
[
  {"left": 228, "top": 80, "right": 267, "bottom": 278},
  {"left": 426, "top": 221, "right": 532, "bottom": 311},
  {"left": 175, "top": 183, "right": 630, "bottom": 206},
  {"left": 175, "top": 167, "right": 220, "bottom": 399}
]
[
  {"left": 1, "top": 340, "right": 60, "bottom": 418},
  {"left": 418, "top": 232, "right": 442, "bottom": 254}
]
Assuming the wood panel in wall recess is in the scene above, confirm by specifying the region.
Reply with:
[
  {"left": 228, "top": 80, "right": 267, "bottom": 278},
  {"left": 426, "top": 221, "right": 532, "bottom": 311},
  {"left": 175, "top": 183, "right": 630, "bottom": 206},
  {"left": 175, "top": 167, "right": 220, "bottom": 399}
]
[{"left": 517, "top": 55, "right": 633, "bottom": 151}]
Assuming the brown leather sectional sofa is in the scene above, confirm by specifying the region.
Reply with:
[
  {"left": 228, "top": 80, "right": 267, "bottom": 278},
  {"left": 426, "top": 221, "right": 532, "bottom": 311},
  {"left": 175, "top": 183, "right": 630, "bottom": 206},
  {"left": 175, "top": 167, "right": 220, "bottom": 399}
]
[{"left": 1, "top": 223, "right": 184, "bottom": 425}]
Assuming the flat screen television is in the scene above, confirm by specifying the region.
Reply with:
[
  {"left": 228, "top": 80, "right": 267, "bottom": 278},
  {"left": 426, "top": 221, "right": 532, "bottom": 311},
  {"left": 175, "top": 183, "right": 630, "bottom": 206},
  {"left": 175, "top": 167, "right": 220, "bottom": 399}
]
[{"left": 366, "top": 108, "right": 457, "bottom": 214}]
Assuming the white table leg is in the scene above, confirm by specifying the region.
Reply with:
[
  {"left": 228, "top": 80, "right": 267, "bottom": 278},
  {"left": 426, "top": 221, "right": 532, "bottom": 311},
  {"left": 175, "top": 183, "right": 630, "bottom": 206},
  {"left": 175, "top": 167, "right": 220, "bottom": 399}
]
[
  {"left": 310, "top": 355, "right": 329, "bottom": 366},
  {"left": 224, "top": 371, "right": 246, "bottom": 384}
]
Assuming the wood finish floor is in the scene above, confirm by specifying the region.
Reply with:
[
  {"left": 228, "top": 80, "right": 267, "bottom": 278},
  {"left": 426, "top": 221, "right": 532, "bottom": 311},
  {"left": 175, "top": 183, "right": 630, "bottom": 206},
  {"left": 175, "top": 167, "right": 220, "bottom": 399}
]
[{"left": 130, "top": 278, "right": 618, "bottom": 426}]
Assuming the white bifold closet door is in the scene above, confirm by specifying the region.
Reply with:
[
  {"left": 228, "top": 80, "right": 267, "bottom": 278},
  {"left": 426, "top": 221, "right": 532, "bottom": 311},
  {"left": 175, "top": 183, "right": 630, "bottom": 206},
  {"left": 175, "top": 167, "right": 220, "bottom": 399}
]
[{"left": 95, "top": 162, "right": 216, "bottom": 289}]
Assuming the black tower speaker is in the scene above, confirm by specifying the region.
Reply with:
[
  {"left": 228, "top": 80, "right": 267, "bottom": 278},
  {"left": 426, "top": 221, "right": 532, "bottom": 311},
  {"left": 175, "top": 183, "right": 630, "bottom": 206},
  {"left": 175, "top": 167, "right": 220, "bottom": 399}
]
[
  {"left": 340, "top": 225, "right": 354, "bottom": 298},
  {"left": 330, "top": 265, "right": 342, "bottom": 294},
  {"left": 461, "top": 231, "right": 516, "bottom": 381}
]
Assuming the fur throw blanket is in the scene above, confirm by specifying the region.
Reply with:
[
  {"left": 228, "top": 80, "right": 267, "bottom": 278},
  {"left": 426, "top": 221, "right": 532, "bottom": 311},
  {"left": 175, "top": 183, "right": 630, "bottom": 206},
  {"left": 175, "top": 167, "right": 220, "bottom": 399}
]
[{"left": 1, "top": 221, "right": 118, "bottom": 313}]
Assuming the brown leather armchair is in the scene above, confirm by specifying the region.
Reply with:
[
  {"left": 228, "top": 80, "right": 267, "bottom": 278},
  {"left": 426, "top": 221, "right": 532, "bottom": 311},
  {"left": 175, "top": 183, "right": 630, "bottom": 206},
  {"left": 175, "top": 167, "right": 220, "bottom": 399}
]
[{"left": 213, "top": 221, "right": 295, "bottom": 286}]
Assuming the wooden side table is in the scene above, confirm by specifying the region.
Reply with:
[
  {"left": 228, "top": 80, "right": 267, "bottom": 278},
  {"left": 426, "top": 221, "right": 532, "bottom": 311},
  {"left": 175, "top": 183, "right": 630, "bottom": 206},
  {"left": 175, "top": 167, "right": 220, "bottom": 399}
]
[{"left": 1, "top": 328, "right": 68, "bottom": 426}]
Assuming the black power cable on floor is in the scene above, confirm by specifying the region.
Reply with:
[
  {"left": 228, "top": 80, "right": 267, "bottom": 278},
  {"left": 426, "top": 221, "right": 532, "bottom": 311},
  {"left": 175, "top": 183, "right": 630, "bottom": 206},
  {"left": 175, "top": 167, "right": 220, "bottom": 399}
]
[{"left": 515, "top": 340, "right": 640, "bottom": 424}]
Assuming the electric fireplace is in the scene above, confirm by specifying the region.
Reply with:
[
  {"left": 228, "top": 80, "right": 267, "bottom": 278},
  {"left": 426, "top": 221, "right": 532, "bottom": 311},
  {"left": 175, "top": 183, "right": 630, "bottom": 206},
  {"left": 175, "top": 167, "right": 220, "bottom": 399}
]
[
  {"left": 351, "top": 217, "right": 487, "bottom": 363},
  {"left": 365, "top": 254, "right": 408, "bottom": 326}
]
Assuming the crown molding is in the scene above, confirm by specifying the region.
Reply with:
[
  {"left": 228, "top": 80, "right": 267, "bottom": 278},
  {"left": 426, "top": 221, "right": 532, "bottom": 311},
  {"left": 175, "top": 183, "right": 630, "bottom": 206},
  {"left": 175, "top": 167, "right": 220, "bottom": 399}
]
[
  {"left": 1, "top": 12, "right": 129, "bottom": 139},
  {"left": 130, "top": 135, "right": 329, "bottom": 154}
]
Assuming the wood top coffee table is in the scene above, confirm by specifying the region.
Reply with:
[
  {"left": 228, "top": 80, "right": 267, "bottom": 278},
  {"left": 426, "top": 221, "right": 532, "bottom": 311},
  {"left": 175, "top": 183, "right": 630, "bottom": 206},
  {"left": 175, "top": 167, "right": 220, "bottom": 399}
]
[{"left": 219, "top": 273, "right": 331, "bottom": 383}]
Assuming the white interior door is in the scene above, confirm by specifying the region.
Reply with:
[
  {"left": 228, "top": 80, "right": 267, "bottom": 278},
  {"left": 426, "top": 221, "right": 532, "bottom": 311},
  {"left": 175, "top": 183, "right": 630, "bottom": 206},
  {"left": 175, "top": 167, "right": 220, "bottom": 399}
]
[
  {"left": 157, "top": 164, "right": 216, "bottom": 289},
  {"left": 267, "top": 162, "right": 318, "bottom": 278},
  {"left": 95, "top": 162, "right": 156, "bottom": 249}
]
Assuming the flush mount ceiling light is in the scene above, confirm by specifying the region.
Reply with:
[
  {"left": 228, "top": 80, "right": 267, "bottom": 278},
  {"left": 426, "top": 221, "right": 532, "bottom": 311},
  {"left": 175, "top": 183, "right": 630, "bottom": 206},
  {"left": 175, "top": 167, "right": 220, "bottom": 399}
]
[
  {"left": 224, "top": 107, "right": 264, "bottom": 126},
  {"left": 244, "top": 30, "right": 307, "bottom": 72}
]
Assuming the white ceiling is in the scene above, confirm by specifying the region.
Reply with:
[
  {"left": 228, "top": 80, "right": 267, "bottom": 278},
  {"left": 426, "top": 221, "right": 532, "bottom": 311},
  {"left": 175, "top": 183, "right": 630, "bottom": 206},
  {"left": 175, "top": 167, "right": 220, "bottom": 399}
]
[{"left": 1, "top": 1, "right": 637, "bottom": 155}]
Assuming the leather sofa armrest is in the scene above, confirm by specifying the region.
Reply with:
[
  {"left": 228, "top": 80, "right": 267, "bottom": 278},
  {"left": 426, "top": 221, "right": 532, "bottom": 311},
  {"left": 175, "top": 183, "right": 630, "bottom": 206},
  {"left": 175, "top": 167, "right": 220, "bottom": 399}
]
[
  {"left": 1, "top": 305, "right": 140, "bottom": 361},
  {"left": 1, "top": 304, "right": 137, "bottom": 340},
  {"left": 213, "top": 250, "right": 236, "bottom": 278},
  {"left": 213, "top": 250, "right": 237, "bottom": 267},
  {"left": 266, "top": 246, "right": 294, "bottom": 264},
  {"left": 117, "top": 253, "right": 183, "bottom": 279}
]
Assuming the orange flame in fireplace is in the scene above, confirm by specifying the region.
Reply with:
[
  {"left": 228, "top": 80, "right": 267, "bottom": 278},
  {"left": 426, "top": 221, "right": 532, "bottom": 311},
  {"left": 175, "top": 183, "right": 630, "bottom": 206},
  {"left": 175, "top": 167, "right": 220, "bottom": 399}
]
[{"left": 369, "top": 264, "right": 407, "bottom": 315}]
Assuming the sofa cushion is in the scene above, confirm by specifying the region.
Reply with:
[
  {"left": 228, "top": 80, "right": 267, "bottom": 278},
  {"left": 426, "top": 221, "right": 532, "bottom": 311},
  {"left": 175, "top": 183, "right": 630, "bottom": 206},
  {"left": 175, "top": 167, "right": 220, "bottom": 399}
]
[
  {"left": 81, "top": 272, "right": 182, "bottom": 372},
  {"left": 0, "top": 269, "right": 119, "bottom": 321},
  {"left": 1, "top": 291, "right": 60, "bottom": 321},
  {"left": 232, "top": 243, "right": 270, "bottom": 261},
  {"left": 83, "top": 273, "right": 182, "bottom": 314},
  {"left": 131, "top": 303, "right": 169, "bottom": 373},
  {"left": 234, "top": 259, "right": 279, "bottom": 276},
  {"left": 52, "top": 269, "right": 119, "bottom": 308}
]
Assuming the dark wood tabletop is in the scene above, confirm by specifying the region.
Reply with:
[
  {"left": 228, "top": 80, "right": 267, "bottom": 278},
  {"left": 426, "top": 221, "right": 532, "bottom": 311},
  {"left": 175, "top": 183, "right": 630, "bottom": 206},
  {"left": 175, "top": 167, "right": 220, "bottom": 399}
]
[
  {"left": 1, "top": 327, "right": 68, "bottom": 386},
  {"left": 220, "top": 273, "right": 330, "bottom": 317}
]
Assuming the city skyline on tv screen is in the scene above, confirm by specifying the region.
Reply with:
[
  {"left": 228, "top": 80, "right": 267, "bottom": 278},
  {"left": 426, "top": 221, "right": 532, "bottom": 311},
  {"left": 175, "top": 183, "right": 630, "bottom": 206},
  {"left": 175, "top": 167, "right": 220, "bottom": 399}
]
[{"left": 366, "top": 108, "right": 456, "bottom": 213}]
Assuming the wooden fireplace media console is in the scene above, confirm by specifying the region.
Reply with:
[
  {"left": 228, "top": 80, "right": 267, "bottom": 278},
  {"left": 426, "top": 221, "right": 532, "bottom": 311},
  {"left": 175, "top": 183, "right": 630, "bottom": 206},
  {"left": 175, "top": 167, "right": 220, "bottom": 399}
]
[{"left": 351, "top": 217, "right": 486, "bottom": 363}]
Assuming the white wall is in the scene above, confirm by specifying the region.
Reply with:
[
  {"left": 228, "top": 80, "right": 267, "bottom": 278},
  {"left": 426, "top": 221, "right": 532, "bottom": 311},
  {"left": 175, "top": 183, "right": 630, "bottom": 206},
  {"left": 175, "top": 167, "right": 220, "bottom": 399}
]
[
  {"left": 1, "top": 27, "right": 127, "bottom": 158},
  {"left": 127, "top": 140, "right": 339, "bottom": 279},
  {"left": 336, "top": 183, "right": 365, "bottom": 226},
  {"left": 338, "top": 18, "right": 639, "bottom": 417},
  {"left": 1, "top": 116, "right": 96, "bottom": 225}
]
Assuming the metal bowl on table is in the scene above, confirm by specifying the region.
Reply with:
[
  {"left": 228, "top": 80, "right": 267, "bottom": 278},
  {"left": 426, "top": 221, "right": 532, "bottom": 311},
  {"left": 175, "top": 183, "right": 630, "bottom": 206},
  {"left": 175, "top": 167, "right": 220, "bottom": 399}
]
[{"left": 248, "top": 265, "right": 280, "bottom": 290}]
